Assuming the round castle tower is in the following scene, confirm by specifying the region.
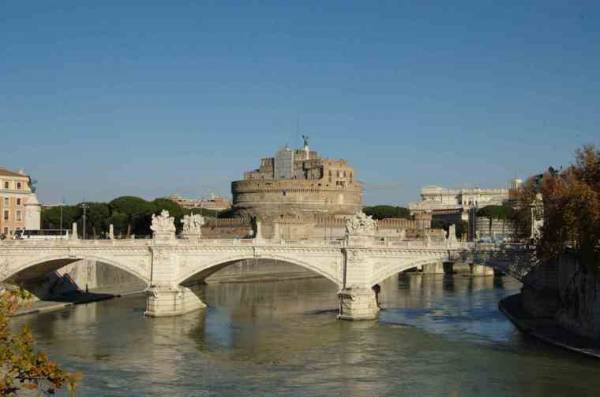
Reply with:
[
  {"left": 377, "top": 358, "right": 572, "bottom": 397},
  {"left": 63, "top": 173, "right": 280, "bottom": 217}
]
[{"left": 231, "top": 139, "right": 363, "bottom": 221}]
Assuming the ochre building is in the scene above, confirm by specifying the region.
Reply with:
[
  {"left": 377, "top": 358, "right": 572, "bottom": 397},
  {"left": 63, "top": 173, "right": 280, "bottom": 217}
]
[
  {"left": 0, "top": 167, "right": 41, "bottom": 237},
  {"left": 231, "top": 141, "right": 363, "bottom": 221}
]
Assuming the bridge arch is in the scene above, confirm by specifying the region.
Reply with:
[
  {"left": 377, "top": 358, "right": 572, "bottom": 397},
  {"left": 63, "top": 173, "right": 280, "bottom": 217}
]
[
  {"left": 176, "top": 253, "right": 342, "bottom": 287},
  {"left": 3, "top": 254, "right": 150, "bottom": 287},
  {"left": 370, "top": 256, "right": 451, "bottom": 287}
]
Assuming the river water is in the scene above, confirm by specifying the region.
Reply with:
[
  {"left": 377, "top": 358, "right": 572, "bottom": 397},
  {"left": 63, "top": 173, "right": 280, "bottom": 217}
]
[{"left": 12, "top": 273, "right": 600, "bottom": 396}]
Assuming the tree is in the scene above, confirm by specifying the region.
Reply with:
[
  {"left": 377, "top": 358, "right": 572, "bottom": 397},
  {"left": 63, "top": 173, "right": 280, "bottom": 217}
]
[
  {"left": 107, "top": 211, "right": 129, "bottom": 237},
  {"left": 363, "top": 205, "right": 410, "bottom": 220},
  {"left": 513, "top": 145, "right": 600, "bottom": 266},
  {"left": 476, "top": 205, "right": 512, "bottom": 220},
  {"left": 0, "top": 290, "right": 79, "bottom": 395},
  {"left": 431, "top": 219, "right": 468, "bottom": 240},
  {"left": 109, "top": 197, "right": 156, "bottom": 237},
  {"left": 41, "top": 206, "right": 81, "bottom": 230},
  {"left": 80, "top": 202, "right": 110, "bottom": 239}
]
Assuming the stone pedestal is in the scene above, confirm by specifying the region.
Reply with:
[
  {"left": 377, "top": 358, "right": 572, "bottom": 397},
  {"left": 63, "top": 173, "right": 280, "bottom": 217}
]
[
  {"left": 470, "top": 264, "right": 495, "bottom": 276},
  {"left": 180, "top": 232, "right": 202, "bottom": 241},
  {"left": 71, "top": 222, "right": 78, "bottom": 240},
  {"left": 337, "top": 287, "right": 379, "bottom": 320},
  {"left": 422, "top": 262, "right": 445, "bottom": 274},
  {"left": 145, "top": 285, "right": 206, "bottom": 317},
  {"left": 346, "top": 235, "right": 376, "bottom": 247}
]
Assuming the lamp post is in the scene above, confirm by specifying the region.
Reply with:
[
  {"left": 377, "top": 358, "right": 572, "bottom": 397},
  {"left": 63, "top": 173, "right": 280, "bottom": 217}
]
[
  {"left": 59, "top": 197, "right": 66, "bottom": 236},
  {"left": 81, "top": 203, "right": 89, "bottom": 240}
]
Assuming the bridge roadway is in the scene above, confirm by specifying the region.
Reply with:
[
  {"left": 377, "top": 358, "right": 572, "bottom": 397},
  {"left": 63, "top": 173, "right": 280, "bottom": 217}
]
[{"left": 0, "top": 234, "right": 533, "bottom": 320}]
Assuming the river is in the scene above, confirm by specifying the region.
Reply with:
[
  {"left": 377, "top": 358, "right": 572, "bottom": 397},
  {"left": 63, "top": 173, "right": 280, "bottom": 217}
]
[{"left": 12, "top": 273, "right": 600, "bottom": 396}]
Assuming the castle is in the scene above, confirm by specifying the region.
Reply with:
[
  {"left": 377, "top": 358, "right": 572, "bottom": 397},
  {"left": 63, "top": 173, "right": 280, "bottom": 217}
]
[{"left": 231, "top": 138, "right": 363, "bottom": 221}]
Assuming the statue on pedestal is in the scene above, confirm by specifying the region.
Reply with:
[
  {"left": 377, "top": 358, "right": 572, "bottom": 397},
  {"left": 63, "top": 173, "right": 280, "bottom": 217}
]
[
  {"left": 151, "top": 210, "right": 176, "bottom": 241},
  {"left": 181, "top": 214, "right": 205, "bottom": 239},
  {"left": 345, "top": 212, "right": 377, "bottom": 237}
]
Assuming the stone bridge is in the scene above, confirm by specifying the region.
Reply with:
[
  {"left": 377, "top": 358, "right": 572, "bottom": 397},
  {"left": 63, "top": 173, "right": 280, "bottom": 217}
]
[{"left": 0, "top": 212, "right": 534, "bottom": 320}]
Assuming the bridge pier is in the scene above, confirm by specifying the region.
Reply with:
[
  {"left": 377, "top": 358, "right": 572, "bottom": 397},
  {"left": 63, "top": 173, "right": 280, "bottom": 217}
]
[
  {"left": 337, "top": 287, "right": 379, "bottom": 320},
  {"left": 422, "top": 262, "right": 445, "bottom": 274},
  {"left": 145, "top": 285, "right": 206, "bottom": 317}
]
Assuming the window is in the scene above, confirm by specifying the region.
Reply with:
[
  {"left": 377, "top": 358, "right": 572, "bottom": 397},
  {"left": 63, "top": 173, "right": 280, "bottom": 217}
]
[
  {"left": 3, "top": 181, "right": 8, "bottom": 189},
  {"left": 16, "top": 211, "right": 21, "bottom": 221},
  {"left": 16, "top": 198, "right": 21, "bottom": 206},
  {"left": 3, "top": 210, "right": 8, "bottom": 221},
  {"left": 16, "top": 182, "right": 22, "bottom": 189}
]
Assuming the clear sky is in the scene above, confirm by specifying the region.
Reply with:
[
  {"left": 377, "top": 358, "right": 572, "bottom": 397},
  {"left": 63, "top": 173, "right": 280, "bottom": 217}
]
[{"left": 1, "top": 1, "right": 599, "bottom": 205}]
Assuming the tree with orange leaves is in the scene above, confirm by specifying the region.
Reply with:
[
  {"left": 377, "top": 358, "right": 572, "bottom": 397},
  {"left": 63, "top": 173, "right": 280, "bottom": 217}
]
[
  {"left": 513, "top": 145, "right": 600, "bottom": 267},
  {"left": 0, "top": 289, "right": 80, "bottom": 395}
]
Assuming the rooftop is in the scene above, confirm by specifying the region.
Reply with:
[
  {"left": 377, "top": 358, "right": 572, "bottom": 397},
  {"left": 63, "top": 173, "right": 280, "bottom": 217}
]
[{"left": 0, "top": 167, "right": 28, "bottom": 178}]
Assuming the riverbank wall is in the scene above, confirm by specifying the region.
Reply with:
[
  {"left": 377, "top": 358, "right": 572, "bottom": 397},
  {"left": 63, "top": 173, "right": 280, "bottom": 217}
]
[{"left": 515, "top": 251, "right": 600, "bottom": 341}]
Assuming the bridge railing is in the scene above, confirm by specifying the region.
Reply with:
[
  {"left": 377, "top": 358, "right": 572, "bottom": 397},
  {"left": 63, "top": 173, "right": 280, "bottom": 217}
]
[
  {"left": 0, "top": 235, "right": 535, "bottom": 254},
  {"left": 0, "top": 238, "right": 154, "bottom": 247}
]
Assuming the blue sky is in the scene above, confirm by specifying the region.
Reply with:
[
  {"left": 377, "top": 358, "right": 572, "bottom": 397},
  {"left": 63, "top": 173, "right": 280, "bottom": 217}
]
[{"left": 1, "top": 1, "right": 599, "bottom": 205}]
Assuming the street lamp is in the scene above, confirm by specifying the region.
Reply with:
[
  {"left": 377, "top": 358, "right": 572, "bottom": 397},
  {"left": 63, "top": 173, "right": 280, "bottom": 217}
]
[
  {"left": 59, "top": 197, "right": 66, "bottom": 236},
  {"left": 59, "top": 205, "right": 63, "bottom": 234},
  {"left": 81, "top": 203, "right": 89, "bottom": 240}
]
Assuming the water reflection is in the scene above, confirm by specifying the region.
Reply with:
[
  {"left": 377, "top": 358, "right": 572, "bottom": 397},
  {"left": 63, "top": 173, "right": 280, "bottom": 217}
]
[{"left": 11, "top": 273, "right": 600, "bottom": 397}]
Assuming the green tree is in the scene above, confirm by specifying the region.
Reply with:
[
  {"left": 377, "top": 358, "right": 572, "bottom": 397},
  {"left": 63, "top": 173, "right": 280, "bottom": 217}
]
[
  {"left": 109, "top": 196, "right": 156, "bottom": 237},
  {"left": 80, "top": 202, "right": 110, "bottom": 239},
  {"left": 0, "top": 290, "right": 80, "bottom": 395},
  {"left": 431, "top": 219, "right": 468, "bottom": 240},
  {"left": 363, "top": 205, "right": 410, "bottom": 220},
  {"left": 107, "top": 211, "right": 129, "bottom": 237},
  {"left": 476, "top": 205, "right": 512, "bottom": 220},
  {"left": 41, "top": 206, "right": 81, "bottom": 230}
]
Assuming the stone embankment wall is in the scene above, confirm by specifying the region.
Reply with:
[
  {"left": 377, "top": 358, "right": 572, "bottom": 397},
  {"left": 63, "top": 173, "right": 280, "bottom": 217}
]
[
  {"left": 555, "top": 254, "right": 600, "bottom": 339},
  {"left": 521, "top": 252, "right": 600, "bottom": 340},
  {"left": 205, "top": 259, "right": 315, "bottom": 283}
]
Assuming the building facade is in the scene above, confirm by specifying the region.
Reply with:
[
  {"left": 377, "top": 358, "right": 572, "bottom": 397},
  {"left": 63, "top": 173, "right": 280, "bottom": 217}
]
[
  {"left": 0, "top": 167, "right": 41, "bottom": 236},
  {"left": 168, "top": 194, "right": 231, "bottom": 212},
  {"left": 408, "top": 185, "right": 511, "bottom": 224},
  {"left": 231, "top": 140, "right": 363, "bottom": 220}
]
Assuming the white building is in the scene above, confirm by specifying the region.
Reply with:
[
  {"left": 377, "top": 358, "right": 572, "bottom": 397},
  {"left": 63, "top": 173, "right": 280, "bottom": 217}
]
[{"left": 409, "top": 185, "right": 510, "bottom": 222}]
